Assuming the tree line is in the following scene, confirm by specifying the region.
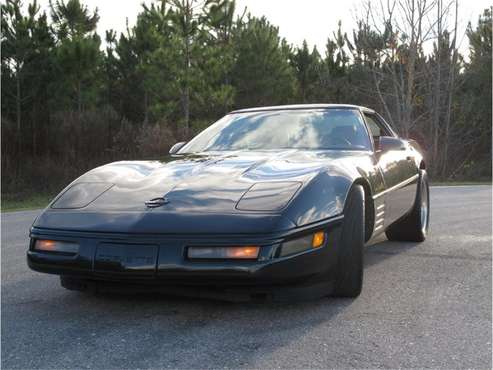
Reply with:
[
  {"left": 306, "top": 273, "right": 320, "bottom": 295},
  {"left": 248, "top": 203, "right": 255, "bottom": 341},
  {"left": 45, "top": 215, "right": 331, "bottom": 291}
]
[{"left": 1, "top": 0, "right": 491, "bottom": 198}]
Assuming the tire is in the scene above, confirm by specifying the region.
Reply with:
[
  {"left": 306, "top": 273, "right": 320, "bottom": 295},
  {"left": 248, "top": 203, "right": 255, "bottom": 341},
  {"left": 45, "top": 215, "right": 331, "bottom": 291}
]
[
  {"left": 333, "top": 184, "right": 365, "bottom": 298},
  {"left": 60, "top": 276, "right": 89, "bottom": 292},
  {"left": 385, "top": 169, "right": 430, "bottom": 242}
]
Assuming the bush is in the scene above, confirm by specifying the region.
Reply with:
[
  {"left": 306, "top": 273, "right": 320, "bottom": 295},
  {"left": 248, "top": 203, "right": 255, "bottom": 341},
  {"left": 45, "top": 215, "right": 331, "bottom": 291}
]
[
  {"left": 136, "top": 122, "right": 176, "bottom": 158},
  {"left": 1, "top": 109, "right": 182, "bottom": 198}
]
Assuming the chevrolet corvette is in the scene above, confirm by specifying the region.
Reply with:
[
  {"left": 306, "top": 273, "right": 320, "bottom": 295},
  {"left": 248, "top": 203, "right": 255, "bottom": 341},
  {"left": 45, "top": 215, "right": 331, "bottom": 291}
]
[{"left": 27, "top": 104, "right": 429, "bottom": 301}]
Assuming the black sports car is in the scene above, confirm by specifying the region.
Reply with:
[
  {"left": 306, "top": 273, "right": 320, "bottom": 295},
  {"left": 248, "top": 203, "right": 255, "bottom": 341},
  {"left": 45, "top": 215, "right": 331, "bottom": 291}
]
[{"left": 27, "top": 104, "right": 429, "bottom": 301}]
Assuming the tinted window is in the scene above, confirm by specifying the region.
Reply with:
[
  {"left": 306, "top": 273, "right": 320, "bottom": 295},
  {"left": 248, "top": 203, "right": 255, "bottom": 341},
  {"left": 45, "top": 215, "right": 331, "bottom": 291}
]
[
  {"left": 365, "top": 113, "right": 392, "bottom": 138},
  {"left": 365, "top": 115, "right": 382, "bottom": 137},
  {"left": 180, "top": 109, "right": 372, "bottom": 153}
]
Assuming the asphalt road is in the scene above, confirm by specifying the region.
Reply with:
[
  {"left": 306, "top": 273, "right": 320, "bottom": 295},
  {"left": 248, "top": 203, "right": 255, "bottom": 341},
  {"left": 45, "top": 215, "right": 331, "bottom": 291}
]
[{"left": 1, "top": 186, "right": 491, "bottom": 369}]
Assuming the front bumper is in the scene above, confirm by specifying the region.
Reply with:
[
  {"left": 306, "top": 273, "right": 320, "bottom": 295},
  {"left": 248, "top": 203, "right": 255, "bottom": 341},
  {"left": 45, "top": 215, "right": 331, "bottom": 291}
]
[{"left": 27, "top": 217, "right": 343, "bottom": 300}]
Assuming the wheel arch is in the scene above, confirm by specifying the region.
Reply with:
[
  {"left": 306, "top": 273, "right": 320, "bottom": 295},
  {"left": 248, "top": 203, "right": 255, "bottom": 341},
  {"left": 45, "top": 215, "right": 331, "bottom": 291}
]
[{"left": 352, "top": 178, "right": 374, "bottom": 242}]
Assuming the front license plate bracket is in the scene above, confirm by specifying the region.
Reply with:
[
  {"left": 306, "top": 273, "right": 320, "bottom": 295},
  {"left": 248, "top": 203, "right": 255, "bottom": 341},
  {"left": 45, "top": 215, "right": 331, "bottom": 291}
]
[{"left": 94, "top": 243, "right": 158, "bottom": 275}]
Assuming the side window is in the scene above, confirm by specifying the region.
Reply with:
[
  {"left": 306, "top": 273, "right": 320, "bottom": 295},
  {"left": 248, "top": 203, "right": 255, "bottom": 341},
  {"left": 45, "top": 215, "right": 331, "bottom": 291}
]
[{"left": 364, "top": 114, "right": 391, "bottom": 139}]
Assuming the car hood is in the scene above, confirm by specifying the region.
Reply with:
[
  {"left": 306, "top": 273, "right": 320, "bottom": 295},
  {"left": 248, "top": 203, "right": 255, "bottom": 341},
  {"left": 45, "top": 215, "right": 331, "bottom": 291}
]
[
  {"left": 34, "top": 150, "right": 373, "bottom": 234},
  {"left": 53, "top": 150, "right": 336, "bottom": 212}
]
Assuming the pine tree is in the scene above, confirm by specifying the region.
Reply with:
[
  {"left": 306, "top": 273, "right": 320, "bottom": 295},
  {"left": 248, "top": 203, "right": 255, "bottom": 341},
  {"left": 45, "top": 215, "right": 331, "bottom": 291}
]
[
  {"left": 232, "top": 16, "right": 296, "bottom": 108},
  {"left": 49, "top": 0, "right": 102, "bottom": 114}
]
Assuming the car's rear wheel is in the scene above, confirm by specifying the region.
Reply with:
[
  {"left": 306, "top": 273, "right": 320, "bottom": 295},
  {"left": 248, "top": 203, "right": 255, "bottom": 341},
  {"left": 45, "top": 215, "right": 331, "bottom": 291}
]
[
  {"left": 385, "top": 169, "right": 430, "bottom": 242},
  {"left": 333, "top": 184, "right": 365, "bottom": 298}
]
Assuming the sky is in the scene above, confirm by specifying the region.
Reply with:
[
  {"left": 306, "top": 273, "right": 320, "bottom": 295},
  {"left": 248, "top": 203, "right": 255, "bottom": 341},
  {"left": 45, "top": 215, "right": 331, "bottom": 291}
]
[{"left": 33, "top": 0, "right": 491, "bottom": 55}]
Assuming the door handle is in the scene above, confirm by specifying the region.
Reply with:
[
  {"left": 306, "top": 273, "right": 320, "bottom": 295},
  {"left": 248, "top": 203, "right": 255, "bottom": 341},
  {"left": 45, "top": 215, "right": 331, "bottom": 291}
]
[{"left": 406, "top": 156, "right": 413, "bottom": 161}]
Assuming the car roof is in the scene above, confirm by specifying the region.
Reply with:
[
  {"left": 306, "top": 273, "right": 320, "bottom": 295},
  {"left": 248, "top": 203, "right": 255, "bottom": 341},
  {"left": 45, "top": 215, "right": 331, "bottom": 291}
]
[{"left": 229, "top": 104, "right": 375, "bottom": 114}]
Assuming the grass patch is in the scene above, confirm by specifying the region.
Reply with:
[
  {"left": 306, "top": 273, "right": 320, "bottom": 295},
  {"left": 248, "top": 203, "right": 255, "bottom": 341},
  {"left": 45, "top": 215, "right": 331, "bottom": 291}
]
[{"left": 1, "top": 194, "right": 54, "bottom": 212}]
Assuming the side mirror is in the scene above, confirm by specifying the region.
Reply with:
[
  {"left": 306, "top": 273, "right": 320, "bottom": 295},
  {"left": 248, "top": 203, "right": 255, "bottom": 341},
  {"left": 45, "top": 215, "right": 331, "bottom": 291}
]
[
  {"left": 169, "top": 141, "right": 187, "bottom": 155},
  {"left": 377, "top": 136, "right": 407, "bottom": 152}
]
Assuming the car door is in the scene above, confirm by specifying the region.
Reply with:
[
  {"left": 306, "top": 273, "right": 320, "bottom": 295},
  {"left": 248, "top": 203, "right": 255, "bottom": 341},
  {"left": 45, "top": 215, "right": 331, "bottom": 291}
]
[{"left": 364, "top": 113, "right": 419, "bottom": 226}]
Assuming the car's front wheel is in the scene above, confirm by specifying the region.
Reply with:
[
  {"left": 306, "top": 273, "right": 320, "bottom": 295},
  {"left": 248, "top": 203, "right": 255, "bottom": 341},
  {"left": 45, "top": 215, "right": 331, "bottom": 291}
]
[
  {"left": 333, "top": 184, "right": 365, "bottom": 298},
  {"left": 60, "top": 276, "right": 88, "bottom": 292}
]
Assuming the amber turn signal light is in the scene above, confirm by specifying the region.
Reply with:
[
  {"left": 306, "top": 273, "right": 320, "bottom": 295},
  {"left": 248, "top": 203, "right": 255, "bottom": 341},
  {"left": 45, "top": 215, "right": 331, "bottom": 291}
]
[{"left": 311, "top": 231, "right": 325, "bottom": 248}]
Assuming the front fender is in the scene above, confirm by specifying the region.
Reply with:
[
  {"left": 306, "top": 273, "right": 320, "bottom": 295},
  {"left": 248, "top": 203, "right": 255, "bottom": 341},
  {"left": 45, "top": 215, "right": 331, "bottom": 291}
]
[{"left": 284, "top": 160, "right": 382, "bottom": 227}]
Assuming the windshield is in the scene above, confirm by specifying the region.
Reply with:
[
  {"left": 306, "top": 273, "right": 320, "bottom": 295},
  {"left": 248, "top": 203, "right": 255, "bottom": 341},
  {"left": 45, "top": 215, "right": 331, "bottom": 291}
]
[{"left": 179, "top": 109, "right": 372, "bottom": 153}]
